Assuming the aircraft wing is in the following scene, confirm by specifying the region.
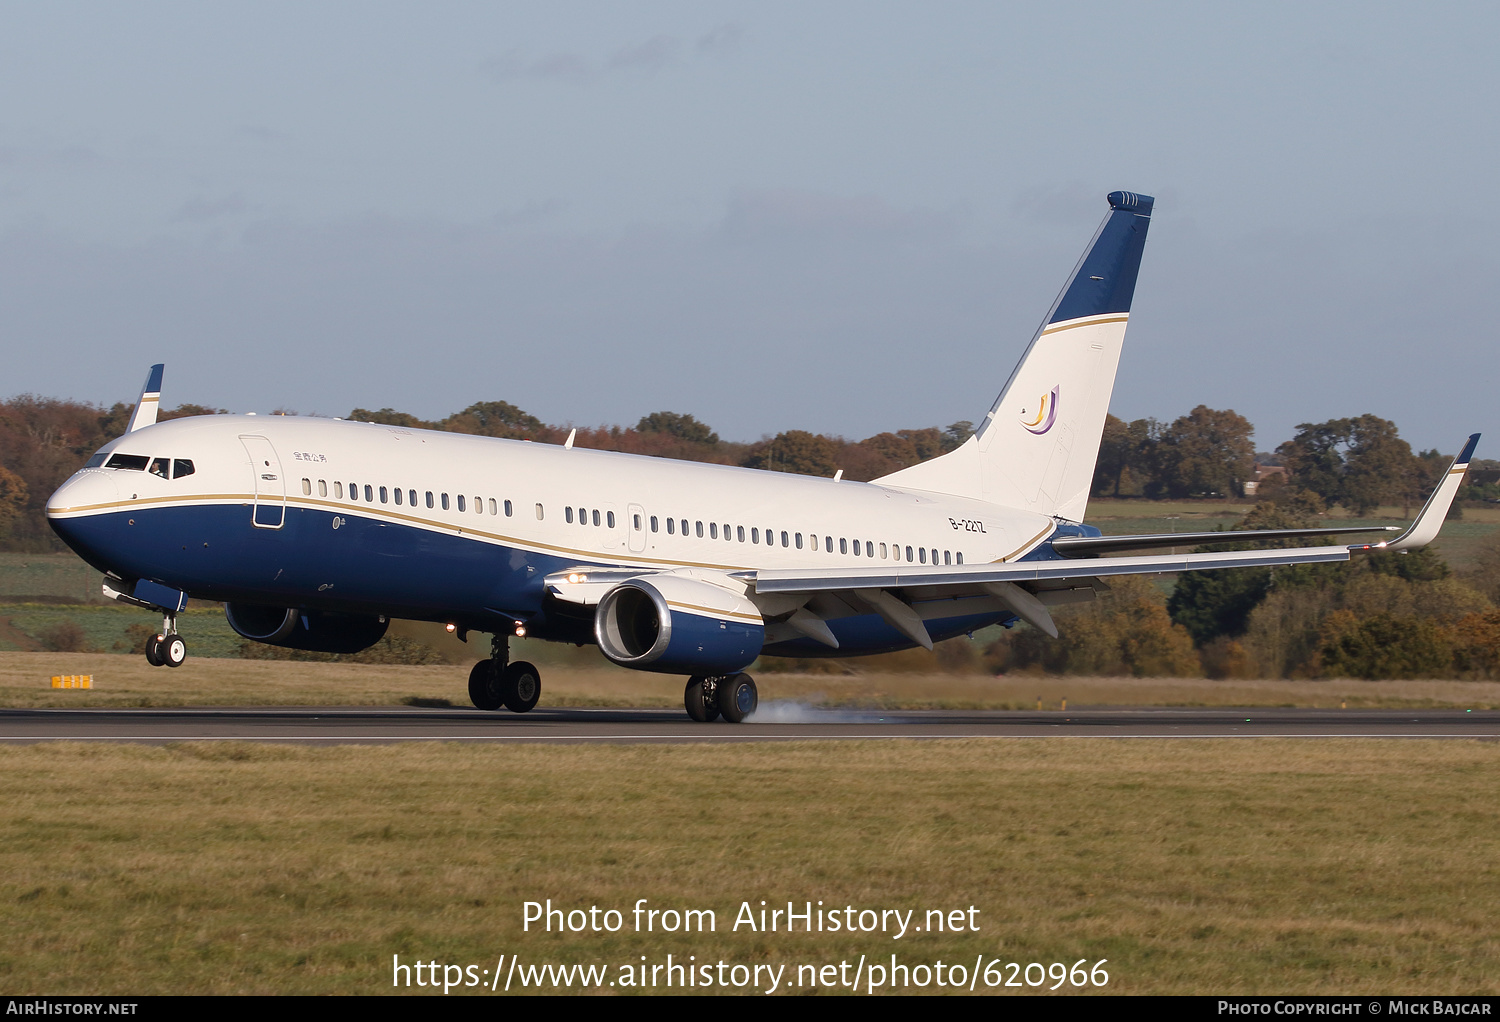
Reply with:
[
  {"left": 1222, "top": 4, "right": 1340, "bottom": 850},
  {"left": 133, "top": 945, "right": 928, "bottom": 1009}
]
[
  {"left": 749, "top": 541, "right": 1356, "bottom": 596},
  {"left": 748, "top": 433, "right": 1480, "bottom": 646}
]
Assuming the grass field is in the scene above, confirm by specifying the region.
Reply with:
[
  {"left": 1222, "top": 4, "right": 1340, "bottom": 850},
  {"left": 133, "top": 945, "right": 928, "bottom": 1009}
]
[
  {"left": 4, "top": 653, "right": 1499, "bottom": 710},
  {"left": 2, "top": 739, "right": 1496, "bottom": 995}
]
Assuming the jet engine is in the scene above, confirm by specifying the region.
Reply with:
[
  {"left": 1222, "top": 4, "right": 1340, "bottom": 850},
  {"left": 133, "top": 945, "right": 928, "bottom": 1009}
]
[
  {"left": 594, "top": 574, "right": 764, "bottom": 675},
  {"left": 224, "top": 603, "right": 389, "bottom": 654}
]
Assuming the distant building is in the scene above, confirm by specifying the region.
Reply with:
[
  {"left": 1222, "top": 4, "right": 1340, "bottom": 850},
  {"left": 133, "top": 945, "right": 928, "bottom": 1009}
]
[{"left": 1243, "top": 463, "right": 1287, "bottom": 496}]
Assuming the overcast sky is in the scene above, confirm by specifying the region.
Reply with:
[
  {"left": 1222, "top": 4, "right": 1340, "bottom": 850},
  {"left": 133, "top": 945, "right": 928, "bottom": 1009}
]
[{"left": 2, "top": 1, "right": 1495, "bottom": 455}]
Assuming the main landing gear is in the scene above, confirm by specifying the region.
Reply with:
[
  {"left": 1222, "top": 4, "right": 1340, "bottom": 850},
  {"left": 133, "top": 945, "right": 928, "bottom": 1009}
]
[
  {"left": 684, "top": 673, "right": 758, "bottom": 724},
  {"left": 468, "top": 633, "right": 541, "bottom": 713},
  {"left": 142, "top": 612, "right": 187, "bottom": 668}
]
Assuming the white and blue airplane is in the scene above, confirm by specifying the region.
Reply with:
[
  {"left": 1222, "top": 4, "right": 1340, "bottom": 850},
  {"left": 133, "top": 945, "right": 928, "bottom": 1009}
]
[{"left": 45, "top": 191, "right": 1479, "bottom": 722}]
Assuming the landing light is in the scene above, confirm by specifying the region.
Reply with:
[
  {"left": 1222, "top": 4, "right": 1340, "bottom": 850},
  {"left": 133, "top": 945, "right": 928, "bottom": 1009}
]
[
  {"left": 445, "top": 623, "right": 457, "bottom": 633},
  {"left": 514, "top": 622, "right": 527, "bottom": 637},
  {"left": 566, "top": 572, "right": 587, "bottom": 584}
]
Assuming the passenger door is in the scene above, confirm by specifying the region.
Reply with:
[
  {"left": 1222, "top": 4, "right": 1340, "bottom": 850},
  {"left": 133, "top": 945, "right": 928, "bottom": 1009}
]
[{"left": 239, "top": 435, "right": 286, "bottom": 529}]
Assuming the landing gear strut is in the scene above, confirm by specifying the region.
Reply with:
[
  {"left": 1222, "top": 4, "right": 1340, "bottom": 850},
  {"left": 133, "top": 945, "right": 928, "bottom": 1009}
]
[
  {"left": 143, "top": 612, "right": 186, "bottom": 668},
  {"left": 468, "top": 632, "right": 542, "bottom": 713},
  {"left": 685, "top": 673, "right": 757, "bottom": 723}
]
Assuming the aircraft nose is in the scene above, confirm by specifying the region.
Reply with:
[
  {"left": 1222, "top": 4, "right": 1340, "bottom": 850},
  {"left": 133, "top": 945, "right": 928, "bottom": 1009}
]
[{"left": 47, "top": 470, "right": 119, "bottom": 519}]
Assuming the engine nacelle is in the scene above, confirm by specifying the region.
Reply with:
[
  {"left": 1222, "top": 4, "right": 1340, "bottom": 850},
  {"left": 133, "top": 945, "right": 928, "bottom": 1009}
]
[
  {"left": 594, "top": 574, "right": 764, "bottom": 675},
  {"left": 224, "top": 603, "right": 389, "bottom": 654}
]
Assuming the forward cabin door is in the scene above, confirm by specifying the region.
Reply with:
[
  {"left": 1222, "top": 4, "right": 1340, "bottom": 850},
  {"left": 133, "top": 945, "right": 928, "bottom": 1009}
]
[{"left": 239, "top": 434, "right": 286, "bottom": 529}]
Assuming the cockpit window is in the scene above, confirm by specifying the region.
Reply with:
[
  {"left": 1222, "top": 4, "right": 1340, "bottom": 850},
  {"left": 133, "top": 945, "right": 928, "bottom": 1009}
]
[
  {"left": 84, "top": 453, "right": 107, "bottom": 468},
  {"left": 105, "top": 454, "right": 149, "bottom": 471},
  {"left": 149, "top": 458, "right": 170, "bottom": 479},
  {"left": 173, "top": 459, "right": 195, "bottom": 479}
]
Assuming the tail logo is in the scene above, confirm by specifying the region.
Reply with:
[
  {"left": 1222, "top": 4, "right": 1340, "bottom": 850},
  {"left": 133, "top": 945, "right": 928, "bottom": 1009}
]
[{"left": 1020, "top": 386, "right": 1060, "bottom": 435}]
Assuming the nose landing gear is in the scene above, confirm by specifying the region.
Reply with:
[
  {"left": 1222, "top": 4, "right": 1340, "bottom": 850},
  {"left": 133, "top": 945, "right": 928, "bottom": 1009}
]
[{"left": 143, "top": 612, "right": 187, "bottom": 668}]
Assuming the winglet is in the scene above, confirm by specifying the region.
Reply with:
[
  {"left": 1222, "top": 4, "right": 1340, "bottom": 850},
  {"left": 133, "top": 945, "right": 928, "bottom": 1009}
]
[
  {"left": 1377, "top": 434, "right": 1480, "bottom": 552},
  {"left": 125, "top": 364, "right": 165, "bottom": 434}
]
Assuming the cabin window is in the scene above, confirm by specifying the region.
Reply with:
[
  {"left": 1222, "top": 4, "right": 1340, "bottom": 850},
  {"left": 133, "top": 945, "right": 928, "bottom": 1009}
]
[
  {"left": 607, "top": 511, "right": 616, "bottom": 528},
  {"left": 565, "top": 507, "right": 574, "bottom": 524},
  {"left": 751, "top": 528, "right": 759, "bottom": 544},
  {"left": 426, "top": 491, "right": 434, "bottom": 509},
  {"left": 173, "top": 459, "right": 195, "bottom": 479},
  {"left": 379, "top": 486, "right": 388, "bottom": 503},
  {"left": 737, "top": 526, "right": 745, "bottom": 542},
  {"left": 944, "top": 550, "right": 951, "bottom": 565},
  {"left": 906, "top": 545, "right": 914, "bottom": 561},
  {"left": 880, "top": 543, "right": 887, "bottom": 559},
  {"left": 693, "top": 521, "right": 702, "bottom": 538},
  {"left": 301, "top": 478, "right": 311, "bottom": 495},
  {"left": 365, "top": 485, "right": 374, "bottom": 502},
  {"left": 318, "top": 480, "right": 328, "bottom": 497},
  {"left": 810, "top": 534, "right": 819, "bottom": 551},
  {"left": 867, "top": 541, "right": 874, "bottom": 558},
  {"left": 592, "top": 510, "right": 600, "bottom": 526},
  {"left": 473, "top": 497, "right": 481, "bottom": 515},
  {"left": 441, "top": 493, "right": 449, "bottom": 510},
  {"left": 825, "top": 535, "right": 833, "bottom": 552},
  {"left": 650, "top": 516, "right": 659, "bottom": 532},
  {"left": 334, "top": 482, "right": 344, "bottom": 499},
  {"left": 956, "top": 552, "right": 963, "bottom": 564},
  {"left": 633, "top": 514, "right": 641, "bottom": 530},
  {"left": 410, "top": 490, "right": 418, "bottom": 507},
  {"left": 393, "top": 488, "right": 403, "bottom": 505},
  {"left": 105, "top": 454, "right": 149, "bottom": 471},
  {"left": 839, "top": 538, "right": 847, "bottom": 554},
  {"left": 150, "top": 458, "right": 171, "bottom": 479},
  {"left": 795, "top": 533, "right": 803, "bottom": 549},
  {"left": 919, "top": 548, "right": 927, "bottom": 564},
  {"left": 931, "top": 548, "right": 939, "bottom": 565},
  {"left": 505, "top": 500, "right": 513, "bottom": 517},
  {"left": 781, "top": 531, "right": 789, "bottom": 547},
  {"left": 680, "top": 519, "right": 688, "bottom": 536},
  {"left": 709, "top": 523, "right": 718, "bottom": 539},
  {"left": 667, "top": 518, "right": 675, "bottom": 535},
  {"left": 457, "top": 495, "right": 466, "bottom": 512},
  {"left": 535, "top": 503, "right": 544, "bottom": 520},
  {"left": 489, "top": 498, "right": 497, "bottom": 515},
  {"left": 852, "top": 539, "right": 860, "bottom": 557}
]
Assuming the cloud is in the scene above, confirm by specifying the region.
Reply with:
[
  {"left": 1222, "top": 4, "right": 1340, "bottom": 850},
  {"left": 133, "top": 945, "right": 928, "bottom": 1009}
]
[
  {"left": 172, "top": 194, "right": 254, "bottom": 223},
  {"left": 0, "top": 141, "right": 102, "bottom": 171},
  {"left": 481, "top": 26, "right": 739, "bottom": 85},
  {"left": 719, "top": 188, "right": 958, "bottom": 244}
]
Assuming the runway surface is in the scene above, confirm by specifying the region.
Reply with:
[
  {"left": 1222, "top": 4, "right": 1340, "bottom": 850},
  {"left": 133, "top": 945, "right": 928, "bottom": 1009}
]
[{"left": 0, "top": 705, "right": 1496, "bottom": 744}]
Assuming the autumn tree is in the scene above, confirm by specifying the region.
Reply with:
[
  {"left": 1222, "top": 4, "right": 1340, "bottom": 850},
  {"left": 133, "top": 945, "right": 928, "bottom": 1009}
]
[
  {"left": 1277, "top": 414, "right": 1419, "bottom": 516},
  {"left": 1092, "top": 415, "right": 1162, "bottom": 497},
  {"left": 348, "top": 407, "right": 432, "bottom": 429},
  {"left": 636, "top": 411, "right": 719, "bottom": 446},
  {"left": 743, "top": 430, "right": 840, "bottom": 476},
  {"left": 1152, "top": 405, "right": 1255, "bottom": 499},
  {"left": 439, "top": 400, "right": 544, "bottom": 439}
]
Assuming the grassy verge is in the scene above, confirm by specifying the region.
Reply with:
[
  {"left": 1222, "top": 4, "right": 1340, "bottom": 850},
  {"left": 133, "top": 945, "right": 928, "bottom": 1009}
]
[
  {"left": 4, "top": 653, "right": 1500, "bottom": 710},
  {"left": 2, "top": 739, "right": 1496, "bottom": 995}
]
